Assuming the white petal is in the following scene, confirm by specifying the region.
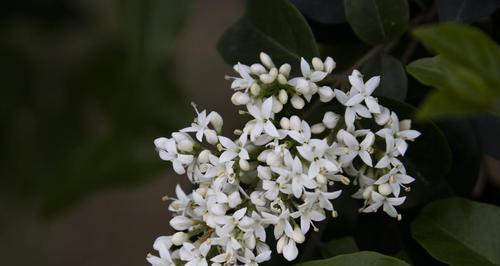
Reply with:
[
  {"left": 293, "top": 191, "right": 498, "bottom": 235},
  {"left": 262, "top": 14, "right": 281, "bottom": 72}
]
[
  {"left": 365, "top": 96, "right": 381, "bottom": 113},
  {"left": 264, "top": 120, "right": 280, "bottom": 137},
  {"left": 283, "top": 239, "right": 298, "bottom": 261},
  {"left": 300, "top": 57, "right": 311, "bottom": 77},
  {"left": 345, "top": 93, "right": 365, "bottom": 106},
  {"left": 364, "top": 76, "right": 380, "bottom": 95},
  {"left": 262, "top": 97, "right": 274, "bottom": 119},
  {"left": 219, "top": 150, "right": 237, "bottom": 163},
  {"left": 359, "top": 151, "right": 373, "bottom": 166},
  {"left": 309, "top": 71, "right": 328, "bottom": 82}
]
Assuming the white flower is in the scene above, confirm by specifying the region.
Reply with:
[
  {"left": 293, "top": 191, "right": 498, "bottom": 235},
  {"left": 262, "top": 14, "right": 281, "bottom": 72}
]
[
  {"left": 181, "top": 105, "right": 218, "bottom": 144},
  {"left": 218, "top": 133, "right": 250, "bottom": 163},
  {"left": 375, "top": 167, "right": 414, "bottom": 197},
  {"left": 335, "top": 88, "right": 372, "bottom": 130},
  {"left": 376, "top": 112, "right": 421, "bottom": 155},
  {"left": 229, "top": 63, "right": 255, "bottom": 91},
  {"left": 291, "top": 202, "right": 326, "bottom": 234},
  {"left": 154, "top": 137, "right": 194, "bottom": 175},
  {"left": 237, "top": 248, "right": 272, "bottom": 266},
  {"left": 338, "top": 130, "right": 374, "bottom": 167},
  {"left": 179, "top": 242, "right": 210, "bottom": 266},
  {"left": 363, "top": 191, "right": 406, "bottom": 218},
  {"left": 147, "top": 236, "right": 174, "bottom": 266},
  {"left": 375, "top": 134, "right": 403, "bottom": 169},
  {"left": 271, "top": 151, "right": 315, "bottom": 198},
  {"left": 347, "top": 69, "right": 381, "bottom": 114},
  {"left": 244, "top": 97, "right": 279, "bottom": 141}
]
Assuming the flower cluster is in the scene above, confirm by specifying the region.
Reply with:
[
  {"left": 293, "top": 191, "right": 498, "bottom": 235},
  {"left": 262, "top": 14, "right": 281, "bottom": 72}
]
[{"left": 147, "top": 53, "right": 420, "bottom": 265}]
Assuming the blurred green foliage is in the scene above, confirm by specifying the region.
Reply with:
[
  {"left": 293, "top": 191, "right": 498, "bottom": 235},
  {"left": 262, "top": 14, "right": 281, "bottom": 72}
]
[{"left": 0, "top": 0, "right": 190, "bottom": 216}]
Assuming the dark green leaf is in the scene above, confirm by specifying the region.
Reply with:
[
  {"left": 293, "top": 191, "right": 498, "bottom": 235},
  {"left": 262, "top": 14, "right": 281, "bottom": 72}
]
[
  {"left": 291, "top": 0, "right": 346, "bottom": 24},
  {"left": 344, "top": 0, "right": 409, "bottom": 45},
  {"left": 438, "top": 0, "right": 500, "bottom": 23},
  {"left": 406, "top": 56, "right": 446, "bottom": 88},
  {"left": 320, "top": 236, "right": 358, "bottom": 258},
  {"left": 411, "top": 198, "right": 500, "bottom": 266},
  {"left": 295, "top": 251, "right": 410, "bottom": 266},
  {"left": 217, "top": 0, "right": 319, "bottom": 72},
  {"left": 362, "top": 54, "right": 407, "bottom": 100}
]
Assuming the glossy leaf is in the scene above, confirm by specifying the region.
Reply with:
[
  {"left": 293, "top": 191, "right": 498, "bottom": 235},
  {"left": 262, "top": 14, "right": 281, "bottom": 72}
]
[
  {"left": 344, "top": 0, "right": 409, "bottom": 45},
  {"left": 412, "top": 198, "right": 500, "bottom": 266},
  {"left": 217, "top": 0, "right": 319, "bottom": 72},
  {"left": 320, "top": 236, "right": 358, "bottom": 258},
  {"left": 295, "top": 251, "right": 410, "bottom": 266},
  {"left": 408, "top": 23, "right": 500, "bottom": 119},
  {"left": 362, "top": 54, "right": 407, "bottom": 100},
  {"left": 291, "top": 0, "right": 346, "bottom": 24},
  {"left": 438, "top": 0, "right": 500, "bottom": 23}
]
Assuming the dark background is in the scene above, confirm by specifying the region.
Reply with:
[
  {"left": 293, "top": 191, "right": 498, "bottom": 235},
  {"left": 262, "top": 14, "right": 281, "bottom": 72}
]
[{"left": 0, "top": 1, "right": 243, "bottom": 265}]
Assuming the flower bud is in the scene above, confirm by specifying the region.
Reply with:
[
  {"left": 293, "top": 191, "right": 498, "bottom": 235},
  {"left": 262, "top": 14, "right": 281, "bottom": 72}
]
[
  {"left": 279, "top": 63, "right": 291, "bottom": 77},
  {"left": 169, "top": 216, "right": 192, "bottom": 231},
  {"left": 260, "top": 52, "right": 274, "bottom": 69},
  {"left": 289, "top": 115, "right": 301, "bottom": 131},
  {"left": 198, "top": 150, "right": 211, "bottom": 163},
  {"left": 231, "top": 92, "right": 250, "bottom": 105},
  {"left": 154, "top": 137, "right": 168, "bottom": 150},
  {"left": 318, "top": 86, "right": 334, "bottom": 102},
  {"left": 177, "top": 139, "right": 194, "bottom": 152},
  {"left": 311, "top": 123, "right": 326, "bottom": 134},
  {"left": 204, "top": 130, "right": 218, "bottom": 145},
  {"left": 312, "top": 57, "right": 324, "bottom": 71},
  {"left": 239, "top": 159, "right": 250, "bottom": 171},
  {"left": 323, "top": 111, "right": 340, "bottom": 129},
  {"left": 210, "top": 111, "right": 223, "bottom": 133},
  {"left": 259, "top": 73, "right": 275, "bottom": 84},
  {"left": 278, "top": 89, "right": 288, "bottom": 104},
  {"left": 378, "top": 183, "right": 393, "bottom": 196},
  {"left": 272, "top": 97, "right": 283, "bottom": 113},
  {"left": 250, "top": 63, "right": 266, "bottom": 75},
  {"left": 290, "top": 95, "right": 305, "bottom": 109},
  {"left": 250, "top": 83, "right": 261, "bottom": 96},
  {"left": 292, "top": 226, "right": 305, "bottom": 243},
  {"left": 277, "top": 74, "right": 288, "bottom": 85},
  {"left": 269, "top": 67, "right": 278, "bottom": 78},
  {"left": 280, "top": 117, "right": 290, "bottom": 130},
  {"left": 171, "top": 232, "right": 188, "bottom": 246}
]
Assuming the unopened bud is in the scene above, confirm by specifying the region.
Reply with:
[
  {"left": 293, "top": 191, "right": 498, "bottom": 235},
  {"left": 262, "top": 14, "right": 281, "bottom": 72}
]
[
  {"left": 277, "top": 74, "right": 288, "bottom": 84},
  {"left": 210, "top": 111, "right": 223, "bottom": 132},
  {"left": 311, "top": 123, "right": 326, "bottom": 134},
  {"left": 205, "top": 130, "right": 218, "bottom": 145},
  {"left": 362, "top": 185, "right": 374, "bottom": 199},
  {"left": 231, "top": 92, "right": 250, "bottom": 105},
  {"left": 323, "top": 111, "right": 340, "bottom": 129},
  {"left": 171, "top": 232, "right": 188, "bottom": 246},
  {"left": 279, "top": 63, "right": 291, "bottom": 77},
  {"left": 332, "top": 210, "right": 338, "bottom": 218},
  {"left": 269, "top": 67, "right": 278, "bottom": 78},
  {"left": 250, "top": 83, "right": 261, "bottom": 96},
  {"left": 280, "top": 117, "right": 290, "bottom": 129},
  {"left": 198, "top": 150, "right": 211, "bottom": 163},
  {"left": 277, "top": 236, "right": 287, "bottom": 254},
  {"left": 260, "top": 52, "right": 274, "bottom": 69},
  {"left": 272, "top": 97, "right": 283, "bottom": 113},
  {"left": 250, "top": 63, "right": 266, "bottom": 75},
  {"left": 259, "top": 73, "right": 275, "bottom": 84},
  {"left": 177, "top": 139, "right": 194, "bottom": 152},
  {"left": 290, "top": 95, "right": 305, "bottom": 109},
  {"left": 318, "top": 86, "right": 334, "bottom": 102},
  {"left": 278, "top": 89, "right": 288, "bottom": 104}
]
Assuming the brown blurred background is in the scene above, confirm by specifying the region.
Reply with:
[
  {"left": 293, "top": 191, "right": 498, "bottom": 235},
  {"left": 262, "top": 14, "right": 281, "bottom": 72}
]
[{"left": 0, "top": 1, "right": 244, "bottom": 265}]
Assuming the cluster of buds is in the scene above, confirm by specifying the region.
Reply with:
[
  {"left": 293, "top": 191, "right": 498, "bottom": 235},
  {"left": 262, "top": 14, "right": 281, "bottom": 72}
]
[{"left": 147, "top": 53, "right": 420, "bottom": 265}]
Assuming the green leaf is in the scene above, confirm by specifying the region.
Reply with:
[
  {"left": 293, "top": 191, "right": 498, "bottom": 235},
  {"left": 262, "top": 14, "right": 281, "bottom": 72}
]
[
  {"left": 344, "top": 0, "right": 409, "bottom": 45},
  {"left": 408, "top": 23, "right": 500, "bottom": 119},
  {"left": 217, "top": 0, "right": 319, "bottom": 72},
  {"left": 362, "top": 54, "right": 407, "bottom": 100},
  {"left": 295, "top": 251, "right": 410, "bottom": 266},
  {"left": 291, "top": 0, "right": 346, "bottom": 24},
  {"left": 411, "top": 198, "right": 500, "bottom": 266},
  {"left": 120, "top": 0, "right": 190, "bottom": 64},
  {"left": 320, "top": 236, "right": 358, "bottom": 258}
]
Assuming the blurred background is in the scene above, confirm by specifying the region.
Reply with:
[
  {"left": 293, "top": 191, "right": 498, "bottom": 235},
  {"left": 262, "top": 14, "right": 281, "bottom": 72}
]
[{"left": 0, "top": 1, "right": 244, "bottom": 265}]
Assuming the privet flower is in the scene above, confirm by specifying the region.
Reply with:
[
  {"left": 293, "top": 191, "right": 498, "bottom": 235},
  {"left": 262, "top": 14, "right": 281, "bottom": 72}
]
[{"left": 147, "top": 52, "right": 420, "bottom": 265}]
